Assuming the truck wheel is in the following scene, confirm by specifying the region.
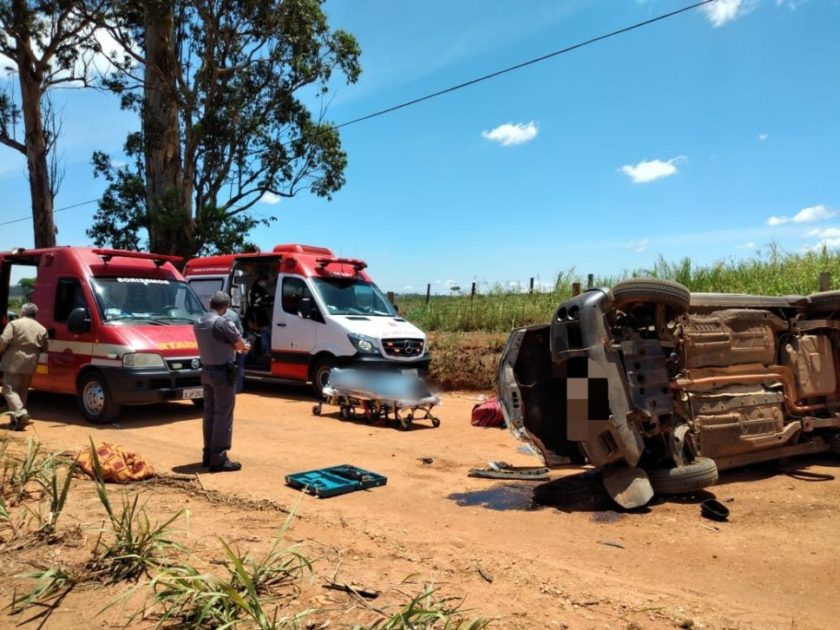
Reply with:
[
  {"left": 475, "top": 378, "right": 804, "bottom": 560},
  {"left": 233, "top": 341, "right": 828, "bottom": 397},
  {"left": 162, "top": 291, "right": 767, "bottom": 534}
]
[
  {"left": 647, "top": 457, "right": 718, "bottom": 496},
  {"left": 828, "top": 434, "right": 840, "bottom": 455},
  {"left": 78, "top": 372, "right": 122, "bottom": 425},
  {"left": 612, "top": 278, "right": 690, "bottom": 315},
  {"left": 310, "top": 356, "right": 336, "bottom": 397}
]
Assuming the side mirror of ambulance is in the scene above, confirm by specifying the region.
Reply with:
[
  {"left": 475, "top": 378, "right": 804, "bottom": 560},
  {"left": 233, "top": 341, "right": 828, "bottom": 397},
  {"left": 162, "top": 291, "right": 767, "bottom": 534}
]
[
  {"left": 67, "top": 307, "right": 92, "bottom": 335},
  {"left": 298, "top": 296, "right": 315, "bottom": 319}
]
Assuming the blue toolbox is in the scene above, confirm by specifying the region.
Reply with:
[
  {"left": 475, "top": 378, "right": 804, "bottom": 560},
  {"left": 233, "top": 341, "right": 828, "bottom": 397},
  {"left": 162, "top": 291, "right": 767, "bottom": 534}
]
[{"left": 285, "top": 465, "right": 388, "bottom": 498}]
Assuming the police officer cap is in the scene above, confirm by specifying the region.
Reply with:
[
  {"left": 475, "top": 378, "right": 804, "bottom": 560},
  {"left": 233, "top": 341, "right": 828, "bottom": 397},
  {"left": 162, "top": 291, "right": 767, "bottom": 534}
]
[
  {"left": 209, "top": 291, "right": 231, "bottom": 308},
  {"left": 20, "top": 303, "right": 38, "bottom": 317}
]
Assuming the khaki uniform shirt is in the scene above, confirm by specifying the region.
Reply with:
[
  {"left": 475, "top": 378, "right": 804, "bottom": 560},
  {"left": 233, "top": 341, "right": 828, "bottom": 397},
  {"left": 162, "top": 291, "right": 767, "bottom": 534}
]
[{"left": 0, "top": 317, "right": 49, "bottom": 375}]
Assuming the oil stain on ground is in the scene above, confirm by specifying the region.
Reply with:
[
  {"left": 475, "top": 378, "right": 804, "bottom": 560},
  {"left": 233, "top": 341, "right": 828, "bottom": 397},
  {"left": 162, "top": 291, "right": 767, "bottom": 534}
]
[{"left": 448, "top": 483, "right": 539, "bottom": 511}]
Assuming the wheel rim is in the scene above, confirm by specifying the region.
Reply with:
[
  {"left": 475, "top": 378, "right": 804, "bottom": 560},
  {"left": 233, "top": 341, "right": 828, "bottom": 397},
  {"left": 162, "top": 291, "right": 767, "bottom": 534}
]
[
  {"left": 83, "top": 380, "right": 105, "bottom": 416},
  {"left": 317, "top": 366, "right": 332, "bottom": 390}
]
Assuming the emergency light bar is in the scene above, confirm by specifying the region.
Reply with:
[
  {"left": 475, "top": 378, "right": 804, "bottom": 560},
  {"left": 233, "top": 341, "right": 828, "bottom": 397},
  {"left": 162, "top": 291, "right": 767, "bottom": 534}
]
[
  {"left": 92, "top": 248, "right": 183, "bottom": 267},
  {"left": 315, "top": 257, "right": 367, "bottom": 272}
]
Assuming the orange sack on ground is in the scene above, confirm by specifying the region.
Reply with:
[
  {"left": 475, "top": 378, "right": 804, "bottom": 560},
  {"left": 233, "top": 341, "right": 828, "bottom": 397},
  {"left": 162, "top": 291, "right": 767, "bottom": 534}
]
[{"left": 75, "top": 443, "right": 155, "bottom": 483}]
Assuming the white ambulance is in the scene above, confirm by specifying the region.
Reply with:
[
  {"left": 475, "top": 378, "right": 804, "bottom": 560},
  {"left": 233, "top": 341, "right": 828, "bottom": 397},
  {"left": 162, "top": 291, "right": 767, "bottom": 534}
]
[{"left": 183, "top": 244, "right": 429, "bottom": 394}]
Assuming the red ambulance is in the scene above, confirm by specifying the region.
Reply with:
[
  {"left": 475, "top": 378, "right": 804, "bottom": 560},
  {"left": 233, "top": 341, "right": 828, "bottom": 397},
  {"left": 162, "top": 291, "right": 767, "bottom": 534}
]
[{"left": 0, "top": 247, "right": 206, "bottom": 423}]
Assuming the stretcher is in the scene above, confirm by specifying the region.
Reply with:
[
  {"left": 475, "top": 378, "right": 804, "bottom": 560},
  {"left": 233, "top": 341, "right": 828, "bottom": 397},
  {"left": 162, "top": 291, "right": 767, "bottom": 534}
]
[{"left": 312, "top": 368, "right": 441, "bottom": 431}]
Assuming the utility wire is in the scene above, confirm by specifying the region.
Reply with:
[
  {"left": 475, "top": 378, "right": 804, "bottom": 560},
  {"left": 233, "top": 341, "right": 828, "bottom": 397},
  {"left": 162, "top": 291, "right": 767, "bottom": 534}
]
[
  {"left": 336, "top": 0, "right": 715, "bottom": 128},
  {"left": 0, "top": 0, "right": 715, "bottom": 226},
  {"left": 0, "top": 198, "right": 100, "bottom": 227}
]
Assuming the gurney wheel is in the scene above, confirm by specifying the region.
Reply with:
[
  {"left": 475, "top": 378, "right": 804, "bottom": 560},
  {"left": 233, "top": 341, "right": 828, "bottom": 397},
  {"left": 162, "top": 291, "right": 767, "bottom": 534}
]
[
  {"left": 340, "top": 406, "right": 351, "bottom": 420},
  {"left": 432, "top": 417, "right": 441, "bottom": 428},
  {"left": 312, "top": 404, "right": 321, "bottom": 416},
  {"left": 397, "top": 420, "right": 410, "bottom": 431}
]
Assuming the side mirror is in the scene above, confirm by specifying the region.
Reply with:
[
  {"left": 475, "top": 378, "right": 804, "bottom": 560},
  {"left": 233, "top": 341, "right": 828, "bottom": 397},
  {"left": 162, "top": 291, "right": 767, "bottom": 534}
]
[
  {"left": 298, "top": 296, "right": 315, "bottom": 319},
  {"left": 67, "top": 307, "right": 91, "bottom": 334}
]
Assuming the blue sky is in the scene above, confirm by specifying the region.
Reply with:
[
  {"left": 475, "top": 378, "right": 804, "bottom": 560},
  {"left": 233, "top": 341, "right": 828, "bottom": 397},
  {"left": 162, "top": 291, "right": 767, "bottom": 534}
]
[{"left": 1, "top": 0, "right": 838, "bottom": 293}]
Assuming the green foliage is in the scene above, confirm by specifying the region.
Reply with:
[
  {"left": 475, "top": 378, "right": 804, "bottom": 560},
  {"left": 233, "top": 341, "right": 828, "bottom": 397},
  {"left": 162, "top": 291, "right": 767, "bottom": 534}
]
[
  {"left": 142, "top": 512, "right": 314, "bottom": 629},
  {"left": 87, "top": 438, "right": 186, "bottom": 582},
  {"left": 89, "top": 0, "right": 362, "bottom": 258},
  {"left": 354, "top": 581, "right": 490, "bottom": 630},
  {"left": 401, "top": 246, "right": 840, "bottom": 333},
  {"left": 8, "top": 566, "right": 77, "bottom": 620}
]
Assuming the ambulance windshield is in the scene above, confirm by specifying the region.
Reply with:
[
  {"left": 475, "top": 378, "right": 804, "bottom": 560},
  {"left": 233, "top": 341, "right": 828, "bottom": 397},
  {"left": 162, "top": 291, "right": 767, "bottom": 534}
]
[
  {"left": 91, "top": 277, "right": 206, "bottom": 323},
  {"left": 311, "top": 278, "right": 397, "bottom": 317}
]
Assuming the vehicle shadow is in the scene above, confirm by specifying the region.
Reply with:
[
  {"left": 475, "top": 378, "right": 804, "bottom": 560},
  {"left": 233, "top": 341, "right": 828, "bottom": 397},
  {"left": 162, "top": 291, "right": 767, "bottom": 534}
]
[
  {"left": 312, "top": 408, "right": 439, "bottom": 432},
  {"left": 715, "top": 454, "right": 839, "bottom": 488},
  {"left": 24, "top": 391, "right": 203, "bottom": 429},
  {"left": 241, "top": 380, "right": 314, "bottom": 402},
  {"left": 450, "top": 469, "right": 722, "bottom": 515}
]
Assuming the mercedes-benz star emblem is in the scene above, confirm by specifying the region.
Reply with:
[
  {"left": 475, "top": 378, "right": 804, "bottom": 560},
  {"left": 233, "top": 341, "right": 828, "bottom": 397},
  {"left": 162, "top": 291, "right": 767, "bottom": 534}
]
[
  {"left": 404, "top": 340, "right": 415, "bottom": 353},
  {"left": 191, "top": 358, "right": 201, "bottom": 370}
]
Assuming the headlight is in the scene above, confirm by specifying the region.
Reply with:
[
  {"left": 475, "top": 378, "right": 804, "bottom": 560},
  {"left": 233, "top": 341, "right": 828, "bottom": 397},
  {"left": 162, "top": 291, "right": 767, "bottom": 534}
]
[
  {"left": 348, "top": 333, "right": 381, "bottom": 355},
  {"left": 122, "top": 352, "right": 166, "bottom": 368}
]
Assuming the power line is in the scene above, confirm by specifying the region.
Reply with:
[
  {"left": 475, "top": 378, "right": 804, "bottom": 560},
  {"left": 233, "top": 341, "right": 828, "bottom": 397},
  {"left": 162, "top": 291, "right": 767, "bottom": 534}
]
[
  {"left": 0, "top": 198, "right": 100, "bottom": 227},
  {"left": 0, "top": 0, "right": 715, "bottom": 227},
  {"left": 336, "top": 0, "right": 715, "bottom": 128}
]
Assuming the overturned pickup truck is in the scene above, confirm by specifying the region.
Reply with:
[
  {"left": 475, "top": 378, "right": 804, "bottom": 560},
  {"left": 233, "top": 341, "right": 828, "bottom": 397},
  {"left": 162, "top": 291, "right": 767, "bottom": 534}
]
[{"left": 498, "top": 279, "right": 840, "bottom": 508}]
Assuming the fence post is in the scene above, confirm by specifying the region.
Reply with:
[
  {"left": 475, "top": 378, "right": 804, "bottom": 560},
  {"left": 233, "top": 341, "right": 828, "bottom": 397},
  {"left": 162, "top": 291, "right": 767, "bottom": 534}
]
[
  {"left": 572, "top": 282, "right": 581, "bottom": 296},
  {"left": 425, "top": 283, "right": 431, "bottom": 304},
  {"left": 470, "top": 282, "right": 476, "bottom": 302},
  {"left": 529, "top": 277, "right": 534, "bottom": 294},
  {"left": 387, "top": 291, "right": 395, "bottom": 305},
  {"left": 819, "top": 271, "right": 831, "bottom": 292},
  {"left": 587, "top": 273, "right": 594, "bottom": 289}
]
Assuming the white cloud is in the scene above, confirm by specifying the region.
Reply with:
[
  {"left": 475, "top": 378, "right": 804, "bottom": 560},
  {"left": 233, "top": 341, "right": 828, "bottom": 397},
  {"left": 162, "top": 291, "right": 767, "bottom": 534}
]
[
  {"left": 481, "top": 121, "right": 538, "bottom": 146},
  {"left": 794, "top": 204, "right": 835, "bottom": 223},
  {"left": 806, "top": 227, "right": 840, "bottom": 240},
  {"left": 758, "top": 132, "right": 769, "bottom": 141},
  {"left": 620, "top": 157, "right": 685, "bottom": 184},
  {"left": 701, "top": 0, "right": 759, "bottom": 27},
  {"left": 767, "top": 204, "right": 836, "bottom": 226},
  {"left": 625, "top": 238, "right": 650, "bottom": 253},
  {"left": 736, "top": 241, "right": 757, "bottom": 250},
  {"left": 804, "top": 227, "right": 840, "bottom": 250},
  {"left": 260, "top": 192, "right": 281, "bottom": 205}
]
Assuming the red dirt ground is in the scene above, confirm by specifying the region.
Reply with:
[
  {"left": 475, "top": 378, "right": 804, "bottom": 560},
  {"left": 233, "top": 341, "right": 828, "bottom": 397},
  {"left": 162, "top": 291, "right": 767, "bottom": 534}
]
[{"left": 2, "top": 382, "right": 839, "bottom": 628}]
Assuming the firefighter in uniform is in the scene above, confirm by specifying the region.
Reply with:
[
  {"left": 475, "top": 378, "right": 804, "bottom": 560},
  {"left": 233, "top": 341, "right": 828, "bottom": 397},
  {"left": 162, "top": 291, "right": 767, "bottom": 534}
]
[
  {"left": 194, "top": 291, "right": 249, "bottom": 472},
  {"left": 0, "top": 303, "right": 49, "bottom": 431}
]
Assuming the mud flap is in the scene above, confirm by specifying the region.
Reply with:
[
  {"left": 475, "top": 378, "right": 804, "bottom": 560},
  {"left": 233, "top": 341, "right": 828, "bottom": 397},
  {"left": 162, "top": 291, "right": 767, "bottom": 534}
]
[{"left": 602, "top": 465, "right": 654, "bottom": 509}]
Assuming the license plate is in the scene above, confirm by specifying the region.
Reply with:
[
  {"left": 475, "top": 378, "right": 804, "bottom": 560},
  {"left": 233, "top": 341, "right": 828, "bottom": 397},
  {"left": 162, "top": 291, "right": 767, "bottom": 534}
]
[
  {"left": 401, "top": 369, "right": 418, "bottom": 375},
  {"left": 181, "top": 387, "right": 204, "bottom": 400}
]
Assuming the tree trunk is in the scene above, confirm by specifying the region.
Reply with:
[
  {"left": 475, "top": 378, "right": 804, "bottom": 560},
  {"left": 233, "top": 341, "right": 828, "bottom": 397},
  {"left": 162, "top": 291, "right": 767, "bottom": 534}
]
[
  {"left": 13, "top": 0, "right": 55, "bottom": 249},
  {"left": 143, "top": 0, "right": 191, "bottom": 257}
]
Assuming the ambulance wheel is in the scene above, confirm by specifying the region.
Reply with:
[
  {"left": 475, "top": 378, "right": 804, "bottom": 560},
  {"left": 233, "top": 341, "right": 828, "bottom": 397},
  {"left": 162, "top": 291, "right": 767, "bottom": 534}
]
[
  {"left": 432, "top": 417, "right": 441, "bottom": 428},
  {"left": 78, "top": 372, "right": 121, "bottom": 424},
  {"left": 310, "top": 356, "right": 336, "bottom": 397},
  {"left": 191, "top": 398, "right": 205, "bottom": 409}
]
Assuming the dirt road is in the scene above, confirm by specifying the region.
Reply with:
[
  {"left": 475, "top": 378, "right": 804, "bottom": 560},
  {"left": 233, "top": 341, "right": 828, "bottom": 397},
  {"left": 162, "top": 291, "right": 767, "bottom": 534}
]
[{"left": 5, "top": 383, "right": 840, "bottom": 628}]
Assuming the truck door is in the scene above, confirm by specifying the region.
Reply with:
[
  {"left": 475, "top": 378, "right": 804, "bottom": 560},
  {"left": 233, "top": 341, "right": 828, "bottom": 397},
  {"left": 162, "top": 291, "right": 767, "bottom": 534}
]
[
  {"left": 272, "top": 276, "right": 320, "bottom": 380},
  {"left": 49, "top": 277, "right": 95, "bottom": 394}
]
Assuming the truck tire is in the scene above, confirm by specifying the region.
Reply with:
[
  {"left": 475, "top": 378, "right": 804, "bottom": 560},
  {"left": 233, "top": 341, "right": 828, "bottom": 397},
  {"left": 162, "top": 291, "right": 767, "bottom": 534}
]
[
  {"left": 612, "top": 278, "right": 690, "bottom": 315},
  {"left": 78, "top": 372, "right": 122, "bottom": 425},
  {"left": 310, "top": 356, "right": 336, "bottom": 398},
  {"left": 647, "top": 457, "right": 718, "bottom": 496},
  {"left": 806, "top": 291, "right": 840, "bottom": 316},
  {"left": 829, "top": 434, "right": 840, "bottom": 455}
]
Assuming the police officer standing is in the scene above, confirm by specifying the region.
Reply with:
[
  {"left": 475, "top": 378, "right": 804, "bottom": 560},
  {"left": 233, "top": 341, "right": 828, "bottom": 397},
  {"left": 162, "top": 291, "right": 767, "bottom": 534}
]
[
  {"left": 0, "top": 303, "right": 49, "bottom": 431},
  {"left": 194, "top": 291, "right": 250, "bottom": 472}
]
